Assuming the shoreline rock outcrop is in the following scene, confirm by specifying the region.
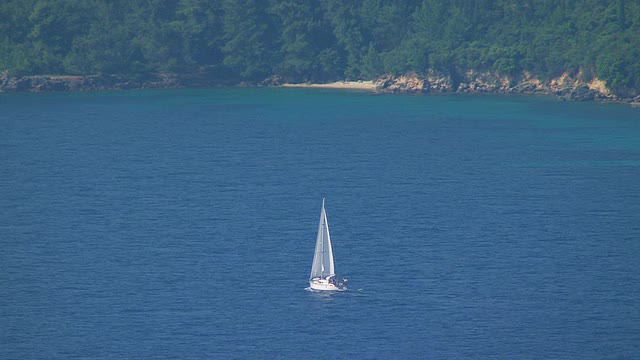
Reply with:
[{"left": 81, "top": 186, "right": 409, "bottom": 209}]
[
  {"left": 0, "top": 69, "right": 231, "bottom": 93},
  {"left": 0, "top": 73, "right": 177, "bottom": 92},
  {"left": 373, "top": 70, "right": 632, "bottom": 104}
]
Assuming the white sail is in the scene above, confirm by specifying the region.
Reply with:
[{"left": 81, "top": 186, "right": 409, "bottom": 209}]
[{"left": 310, "top": 199, "right": 335, "bottom": 280}]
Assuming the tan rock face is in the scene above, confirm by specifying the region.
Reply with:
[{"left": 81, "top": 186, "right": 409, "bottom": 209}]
[
  {"left": 587, "top": 78, "right": 611, "bottom": 96},
  {"left": 374, "top": 69, "right": 618, "bottom": 102},
  {"left": 375, "top": 71, "right": 452, "bottom": 93}
]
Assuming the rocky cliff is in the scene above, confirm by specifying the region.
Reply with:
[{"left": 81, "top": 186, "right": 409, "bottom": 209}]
[{"left": 375, "top": 70, "right": 640, "bottom": 106}]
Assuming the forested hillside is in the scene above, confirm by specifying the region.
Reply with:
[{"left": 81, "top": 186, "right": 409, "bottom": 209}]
[{"left": 1, "top": 0, "right": 639, "bottom": 93}]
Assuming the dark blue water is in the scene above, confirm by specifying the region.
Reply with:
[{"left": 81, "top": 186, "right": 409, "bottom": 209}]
[{"left": 2, "top": 88, "right": 639, "bottom": 359}]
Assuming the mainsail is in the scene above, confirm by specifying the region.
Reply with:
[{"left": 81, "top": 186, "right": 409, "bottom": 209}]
[{"left": 310, "top": 199, "right": 335, "bottom": 280}]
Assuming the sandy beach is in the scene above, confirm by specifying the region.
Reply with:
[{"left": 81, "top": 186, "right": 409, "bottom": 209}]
[{"left": 281, "top": 81, "right": 377, "bottom": 91}]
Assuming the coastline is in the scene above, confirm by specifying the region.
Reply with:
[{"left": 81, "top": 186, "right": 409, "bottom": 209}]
[{"left": 1, "top": 72, "right": 639, "bottom": 107}]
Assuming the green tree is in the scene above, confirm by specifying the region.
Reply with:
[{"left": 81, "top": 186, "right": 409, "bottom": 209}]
[
  {"left": 221, "top": 0, "right": 276, "bottom": 80},
  {"left": 0, "top": 0, "right": 639, "bottom": 93}
]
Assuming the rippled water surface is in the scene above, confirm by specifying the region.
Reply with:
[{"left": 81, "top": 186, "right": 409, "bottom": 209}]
[{"left": 2, "top": 89, "right": 639, "bottom": 359}]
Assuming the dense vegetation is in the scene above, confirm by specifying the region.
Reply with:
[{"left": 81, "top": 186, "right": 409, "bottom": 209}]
[{"left": 1, "top": 0, "right": 639, "bottom": 91}]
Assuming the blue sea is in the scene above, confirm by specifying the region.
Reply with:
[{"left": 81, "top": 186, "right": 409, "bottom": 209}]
[{"left": 2, "top": 88, "right": 639, "bottom": 359}]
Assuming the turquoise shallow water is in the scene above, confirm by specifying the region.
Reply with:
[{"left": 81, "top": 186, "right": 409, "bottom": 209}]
[{"left": 1, "top": 89, "right": 639, "bottom": 359}]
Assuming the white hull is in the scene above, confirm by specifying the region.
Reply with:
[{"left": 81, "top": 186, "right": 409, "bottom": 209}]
[{"left": 309, "top": 279, "right": 346, "bottom": 291}]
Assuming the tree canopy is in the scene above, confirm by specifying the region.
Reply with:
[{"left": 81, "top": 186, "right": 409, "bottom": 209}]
[{"left": 1, "top": 0, "right": 639, "bottom": 91}]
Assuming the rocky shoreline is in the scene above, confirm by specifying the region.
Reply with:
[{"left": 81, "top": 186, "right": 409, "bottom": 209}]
[
  {"left": 373, "top": 70, "right": 640, "bottom": 105},
  {"left": 0, "top": 72, "right": 224, "bottom": 92},
  {"left": 2, "top": 70, "right": 639, "bottom": 106}
]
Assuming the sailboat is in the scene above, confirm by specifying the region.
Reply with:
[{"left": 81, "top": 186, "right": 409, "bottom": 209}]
[{"left": 309, "top": 199, "right": 347, "bottom": 291}]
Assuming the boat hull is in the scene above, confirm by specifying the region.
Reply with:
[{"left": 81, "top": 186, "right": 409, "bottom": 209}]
[{"left": 309, "top": 279, "right": 346, "bottom": 291}]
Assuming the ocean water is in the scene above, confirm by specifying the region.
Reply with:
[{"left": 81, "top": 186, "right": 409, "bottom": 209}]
[{"left": 1, "top": 88, "right": 639, "bottom": 359}]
